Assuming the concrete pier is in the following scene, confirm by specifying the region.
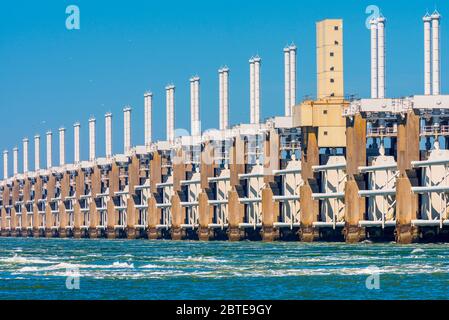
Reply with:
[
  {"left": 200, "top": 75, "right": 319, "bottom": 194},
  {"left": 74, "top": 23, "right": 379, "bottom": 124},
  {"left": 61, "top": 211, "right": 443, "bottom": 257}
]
[
  {"left": 2, "top": 17, "right": 449, "bottom": 244},
  {"left": 344, "top": 115, "right": 367, "bottom": 243},
  {"left": 395, "top": 111, "right": 420, "bottom": 244},
  {"left": 299, "top": 128, "right": 319, "bottom": 242}
]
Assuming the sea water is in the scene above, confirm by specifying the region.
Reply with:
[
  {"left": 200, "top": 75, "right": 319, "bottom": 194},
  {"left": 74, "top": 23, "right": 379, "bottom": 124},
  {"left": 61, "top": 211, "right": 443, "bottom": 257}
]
[{"left": 0, "top": 238, "right": 448, "bottom": 300}]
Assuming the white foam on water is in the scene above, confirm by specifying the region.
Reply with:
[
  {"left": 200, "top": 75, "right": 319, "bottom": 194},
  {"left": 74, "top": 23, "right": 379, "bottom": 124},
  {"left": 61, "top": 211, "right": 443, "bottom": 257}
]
[
  {"left": 0, "top": 254, "right": 52, "bottom": 265},
  {"left": 140, "top": 264, "right": 160, "bottom": 269},
  {"left": 157, "top": 256, "right": 227, "bottom": 264},
  {"left": 411, "top": 248, "right": 425, "bottom": 255},
  {"left": 111, "top": 262, "right": 134, "bottom": 269}
]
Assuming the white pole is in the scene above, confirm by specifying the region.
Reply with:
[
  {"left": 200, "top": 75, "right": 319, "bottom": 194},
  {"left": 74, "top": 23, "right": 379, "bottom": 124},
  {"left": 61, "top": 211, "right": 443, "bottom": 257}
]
[
  {"left": 23, "top": 138, "right": 29, "bottom": 173},
  {"left": 88, "top": 118, "right": 96, "bottom": 161},
  {"left": 377, "top": 17, "right": 386, "bottom": 99},
  {"left": 190, "top": 78, "right": 195, "bottom": 135},
  {"left": 370, "top": 18, "right": 378, "bottom": 99},
  {"left": 171, "top": 87, "right": 175, "bottom": 141},
  {"left": 249, "top": 58, "right": 255, "bottom": 124},
  {"left": 123, "top": 107, "right": 132, "bottom": 153},
  {"left": 195, "top": 77, "right": 200, "bottom": 136},
  {"left": 105, "top": 113, "right": 112, "bottom": 159},
  {"left": 73, "top": 123, "right": 80, "bottom": 164},
  {"left": 222, "top": 67, "right": 229, "bottom": 130},
  {"left": 59, "top": 127, "right": 65, "bottom": 166},
  {"left": 219, "top": 69, "right": 224, "bottom": 130},
  {"left": 13, "top": 147, "right": 18, "bottom": 176},
  {"left": 284, "top": 47, "right": 291, "bottom": 116},
  {"left": 254, "top": 57, "right": 261, "bottom": 124},
  {"left": 144, "top": 92, "right": 152, "bottom": 146},
  {"left": 165, "top": 86, "right": 175, "bottom": 142},
  {"left": 3, "top": 150, "right": 8, "bottom": 179},
  {"left": 46, "top": 131, "right": 52, "bottom": 169},
  {"left": 289, "top": 45, "right": 297, "bottom": 112},
  {"left": 424, "top": 14, "right": 432, "bottom": 95},
  {"left": 166, "top": 86, "right": 175, "bottom": 141},
  {"left": 432, "top": 11, "right": 441, "bottom": 95},
  {"left": 34, "top": 135, "right": 40, "bottom": 171},
  {"left": 166, "top": 86, "right": 171, "bottom": 141}
]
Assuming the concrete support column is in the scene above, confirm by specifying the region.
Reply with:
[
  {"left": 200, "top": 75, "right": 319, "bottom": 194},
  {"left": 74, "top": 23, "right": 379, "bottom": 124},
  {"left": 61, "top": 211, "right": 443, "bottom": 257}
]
[
  {"left": 148, "top": 152, "right": 162, "bottom": 239},
  {"left": 11, "top": 182, "right": 19, "bottom": 237},
  {"left": 126, "top": 198, "right": 137, "bottom": 239},
  {"left": 107, "top": 164, "right": 119, "bottom": 239},
  {"left": 31, "top": 179, "right": 41, "bottom": 237},
  {"left": 198, "top": 141, "right": 215, "bottom": 241},
  {"left": 171, "top": 148, "right": 185, "bottom": 240},
  {"left": 45, "top": 176, "right": 56, "bottom": 238},
  {"left": 395, "top": 111, "right": 420, "bottom": 243},
  {"left": 73, "top": 170, "right": 85, "bottom": 239},
  {"left": 73, "top": 201, "right": 82, "bottom": 239},
  {"left": 3, "top": 186, "right": 13, "bottom": 237},
  {"left": 88, "top": 200, "right": 98, "bottom": 238},
  {"left": 126, "top": 156, "right": 140, "bottom": 239},
  {"left": 171, "top": 194, "right": 182, "bottom": 240},
  {"left": 0, "top": 186, "right": 11, "bottom": 236},
  {"left": 262, "top": 129, "right": 280, "bottom": 241},
  {"left": 198, "top": 192, "right": 213, "bottom": 241},
  {"left": 228, "top": 189, "right": 244, "bottom": 241},
  {"left": 59, "top": 174, "right": 69, "bottom": 238},
  {"left": 344, "top": 115, "right": 367, "bottom": 243},
  {"left": 147, "top": 196, "right": 159, "bottom": 240},
  {"left": 261, "top": 187, "right": 279, "bottom": 241},
  {"left": 23, "top": 180, "right": 31, "bottom": 236},
  {"left": 228, "top": 136, "right": 245, "bottom": 241},
  {"left": 106, "top": 199, "right": 116, "bottom": 239},
  {"left": 0, "top": 205, "right": 6, "bottom": 236},
  {"left": 299, "top": 128, "right": 319, "bottom": 241},
  {"left": 21, "top": 187, "right": 28, "bottom": 236},
  {"left": 58, "top": 202, "right": 67, "bottom": 238}
]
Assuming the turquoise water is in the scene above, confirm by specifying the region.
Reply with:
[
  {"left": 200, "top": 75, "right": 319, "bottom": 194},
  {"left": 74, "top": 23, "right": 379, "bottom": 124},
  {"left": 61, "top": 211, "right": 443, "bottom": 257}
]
[{"left": 0, "top": 238, "right": 448, "bottom": 300}]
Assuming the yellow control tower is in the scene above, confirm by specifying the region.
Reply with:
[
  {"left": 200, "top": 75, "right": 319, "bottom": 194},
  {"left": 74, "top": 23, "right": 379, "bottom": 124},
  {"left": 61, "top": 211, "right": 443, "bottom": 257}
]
[{"left": 294, "top": 19, "right": 347, "bottom": 148}]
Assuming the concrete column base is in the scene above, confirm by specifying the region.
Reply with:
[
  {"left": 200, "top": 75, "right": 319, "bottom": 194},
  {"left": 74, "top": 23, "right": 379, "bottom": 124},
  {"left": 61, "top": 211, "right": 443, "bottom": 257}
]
[
  {"left": 344, "top": 224, "right": 365, "bottom": 243},
  {"left": 59, "top": 229, "right": 67, "bottom": 238},
  {"left": 171, "top": 227, "right": 182, "bottom": 240},
  {"left": 396, "top": 223, "right": 418, "bottom": 244},
  {"left": 228, "top": 227, "right": 242, "bottom": 241},
  {"left": 300, "top": 225, "right": 315, "bottom": 242},
  {"left": 73, "top": 228, "right": 82, "bottom": 239},
  {"left": 89, "top": 228, "right": 98, "bottom": 239},
  {"left": 147, "top": 228, "right": 158, "bottom": 240},
  {"left": 45, "top": 229, "right": 53, "bottom": 238},
  {"left": 261, "top": 226, "right": 278, "bottom": 242},
  {"left": 127, "top": 227, "right": 136, "bottom": 240},
  {"left": 107, "top": 227, "right": 116, "bottom": 239},
  {"left": 198, "top": 227, "right": 211, "bottom": 241}
]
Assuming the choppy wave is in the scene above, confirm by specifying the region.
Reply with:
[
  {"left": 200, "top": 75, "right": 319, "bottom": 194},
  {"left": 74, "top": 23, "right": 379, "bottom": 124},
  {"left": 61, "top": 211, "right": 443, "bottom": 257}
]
[{"left": 1, "top": 238, "right": 449, "bottom": 299}]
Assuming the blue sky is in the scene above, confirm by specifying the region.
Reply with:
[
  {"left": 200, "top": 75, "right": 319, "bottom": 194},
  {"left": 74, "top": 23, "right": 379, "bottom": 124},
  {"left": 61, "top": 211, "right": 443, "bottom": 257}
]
[{"left": 0, "top": 0, "right": 447, "bottom": 172}]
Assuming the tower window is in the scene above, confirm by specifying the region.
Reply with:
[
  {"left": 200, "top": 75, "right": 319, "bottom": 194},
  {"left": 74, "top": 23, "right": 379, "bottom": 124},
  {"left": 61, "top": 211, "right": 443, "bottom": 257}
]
[
  {"left": 330, "top": 78, "right": 335, "bottom": 83},
  {"left": 334, "top": 40, "right": 339, "bottom": 45},
  {"left": 330, "top": 52, "right": 334, "bottom": 57},
  {"left": 334, "top": 26, "right": 339, "bottom": 31},
  {"left": 330, "top": 66, "right": 335, "bottom": 71}
]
